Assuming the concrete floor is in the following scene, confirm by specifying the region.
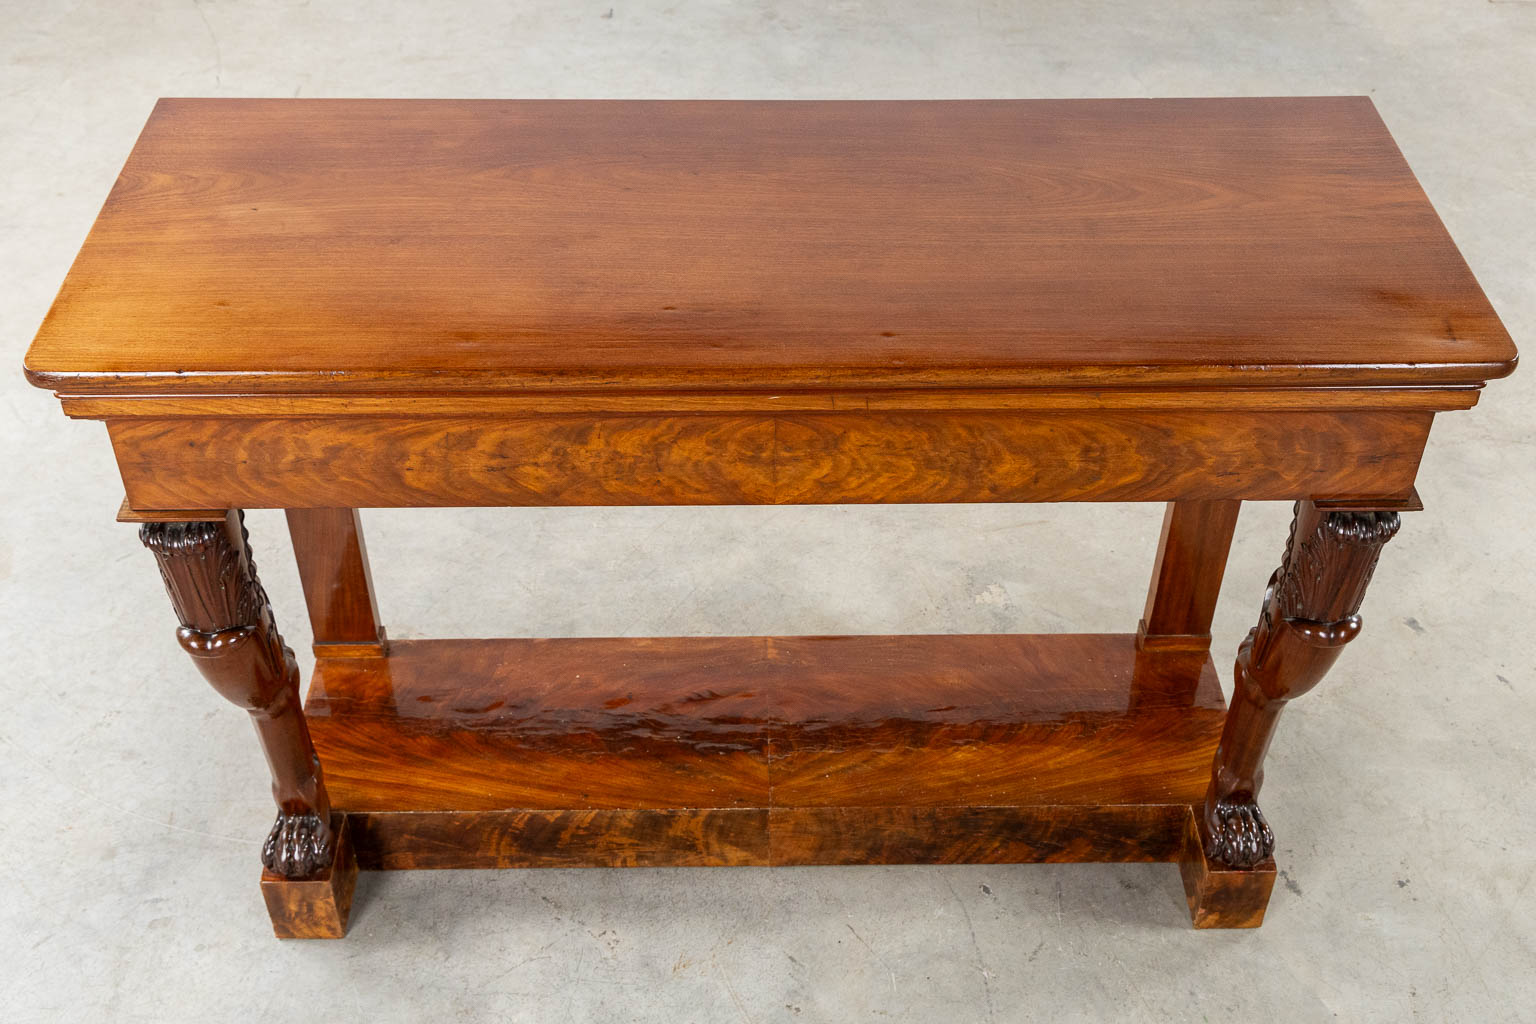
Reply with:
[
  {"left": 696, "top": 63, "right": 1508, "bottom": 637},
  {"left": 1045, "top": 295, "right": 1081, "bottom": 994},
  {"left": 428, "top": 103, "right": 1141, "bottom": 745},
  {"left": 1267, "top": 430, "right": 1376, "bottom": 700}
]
[{"left": 3, "top": 1, "right": 1534, "bottom": 1020}]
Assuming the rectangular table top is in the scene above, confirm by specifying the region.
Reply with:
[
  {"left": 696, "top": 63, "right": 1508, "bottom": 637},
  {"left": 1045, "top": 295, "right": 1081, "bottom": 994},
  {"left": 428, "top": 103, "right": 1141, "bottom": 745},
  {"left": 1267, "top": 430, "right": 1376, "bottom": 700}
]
[{"left": 24, "top": 97, "right": 1515, "bottom": 397}]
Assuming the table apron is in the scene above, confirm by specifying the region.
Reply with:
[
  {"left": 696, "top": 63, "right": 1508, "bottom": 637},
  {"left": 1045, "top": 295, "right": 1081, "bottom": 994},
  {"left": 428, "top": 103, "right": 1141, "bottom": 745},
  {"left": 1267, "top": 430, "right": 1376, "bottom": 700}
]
[{"left": 106, "top": 408, "right": 1431, "bottom": 510}]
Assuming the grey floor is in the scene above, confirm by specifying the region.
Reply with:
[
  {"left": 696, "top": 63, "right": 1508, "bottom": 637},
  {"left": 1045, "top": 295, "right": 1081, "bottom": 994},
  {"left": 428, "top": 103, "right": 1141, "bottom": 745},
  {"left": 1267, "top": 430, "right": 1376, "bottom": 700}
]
[{"left": 3, "top": 2, "right": 1534, "bottom": 1021}]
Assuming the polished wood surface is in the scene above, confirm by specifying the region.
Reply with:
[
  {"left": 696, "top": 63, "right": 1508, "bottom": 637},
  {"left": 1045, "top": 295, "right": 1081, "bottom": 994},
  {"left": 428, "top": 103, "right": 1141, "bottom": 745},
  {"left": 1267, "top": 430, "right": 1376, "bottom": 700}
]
[
  {"left": 1139, "top": 500, "right": 1242, "bottom": 651},
  {"left": 304, "top": 634, "right": 1226, "bottom": 869},
  {"left": 1178, "top": 813, "right": 1275, "bottom": 929},
  {"left": 350, "top": 809, "right": 770, "bottom": 871},
  {"left": 260, "top": 815, "right": 357, "bottom": 939},
  {"left": 139, "top": 513, "right": 337, "bottom": 879},
  {"left": 25, "top": 98, "right": 1515, "bottom": 396},
  {"left": 57, "top": 385, "right": 1486, "bottom": 420},
  {"left": 285, "top": 508, "right": 386, "bottom": 655},
  {"left": 105, "top": 408, "right": 1433, "bottom": 511},
  {"left": 1200, "top": 500, "right": 1400, "bottom": 867},
  {"left": 24, "top": 98, "right": 1518, "bottom": 933}
]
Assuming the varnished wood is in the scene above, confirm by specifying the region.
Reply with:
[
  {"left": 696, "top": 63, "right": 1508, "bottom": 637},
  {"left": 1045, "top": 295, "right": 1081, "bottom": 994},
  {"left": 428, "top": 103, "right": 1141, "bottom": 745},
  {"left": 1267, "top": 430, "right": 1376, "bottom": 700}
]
[
  {"left": 104, "top": 409, "right": 1433, "bottom": 510},
  {"left": 59, "top": 386, "right": 1486, "bottom": 420},
  {"left": 24, "top": 98, "right": 1519, "bottom": 933},
  {"left": 304, "top": 635, "right": 1226, "bottom": 868},
  {"left": 260, "top": 815, "right": 357, "bottom": 939},
  {"left": 770, "top": 806, "right": 1193, "bottom": 866},
  {"left": 1138, "top": 500, "right": 1242, "bottom": 652},
  {"left": 351, "top": 810, "right": 770, "bottom": 871},
  {"left": 1201, "top": 500, "right": 1401, "bottom": 867},
  {"left": 139, "top": 513, "right": 337, "bottom": 879},
  {"left": 116, "top": 497, "right": 223, "bottom": 523},
  {"left": 24, "top": 98, "right": 1515, "bottom": 396},
  {"left": 285, "top": 508, "right": 385, "bottom": 655},
  {"left": 1313, "top": 488, "right": 1423, "bottom": 513},
  {"left": 351, "top": 807, "right": 1198, "bottom": 871},
  {"left": 1178, "top": 813, "right": 1276, "bottom": 928}
]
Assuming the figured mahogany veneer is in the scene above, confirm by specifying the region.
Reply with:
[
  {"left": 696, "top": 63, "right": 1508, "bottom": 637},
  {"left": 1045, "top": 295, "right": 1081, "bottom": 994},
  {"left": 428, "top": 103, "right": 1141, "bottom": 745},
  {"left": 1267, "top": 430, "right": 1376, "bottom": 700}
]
[
  {"left": 23, "top": 98, "right": 1516, "bottom": 937},
  {"left": 304, "top": 635, "right": 1226, "bottom": 869},
  {"left": 1179, "top": 814, "right": 1275, "bottom": 929},
  {"left": 260, "top": 815, "right": 357, "bottom": 939},
  {"left": 104, "top": 408, "right": 1432, "bottom": 511}
]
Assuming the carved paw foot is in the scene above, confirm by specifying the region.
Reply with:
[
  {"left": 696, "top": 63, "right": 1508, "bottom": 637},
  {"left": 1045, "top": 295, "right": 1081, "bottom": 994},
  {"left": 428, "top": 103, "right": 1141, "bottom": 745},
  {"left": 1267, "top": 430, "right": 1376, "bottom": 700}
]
[
  {"left": 262, "top": 811, "right": 334, "bottom": 877},
  {"left": 1204, "top": 797, "right": 1275, "bottom": 868}
]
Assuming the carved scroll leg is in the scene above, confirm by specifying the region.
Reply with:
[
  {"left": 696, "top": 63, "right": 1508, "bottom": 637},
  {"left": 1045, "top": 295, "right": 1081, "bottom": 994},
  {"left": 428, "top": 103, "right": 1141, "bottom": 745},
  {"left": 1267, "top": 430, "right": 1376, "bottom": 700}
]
[
  {"left": 142, "top": 512, "right": 355, "bottom": 938},
  {"left": 1183, "top": 501, "right": 1400, "bottom": 928}
]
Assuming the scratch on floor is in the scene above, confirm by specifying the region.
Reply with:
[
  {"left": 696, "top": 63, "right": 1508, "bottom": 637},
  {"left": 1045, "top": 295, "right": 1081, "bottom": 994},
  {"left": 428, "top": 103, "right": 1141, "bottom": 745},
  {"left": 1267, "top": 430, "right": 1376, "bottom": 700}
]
[
  {"left": 846, "top": 923, "right": 897, "bottom": 996},
  {"left": 713, "top": 945, "right": 757, "bottom": 1024},
  {"left": 942, "top": 873, "right": 995, "bottom": 1023},
  {"left": 559, "top": 946, "right": 587, "bottom": 1023},
  {"left": 190, "top": 0, "right": 223, "bottom": 87}
]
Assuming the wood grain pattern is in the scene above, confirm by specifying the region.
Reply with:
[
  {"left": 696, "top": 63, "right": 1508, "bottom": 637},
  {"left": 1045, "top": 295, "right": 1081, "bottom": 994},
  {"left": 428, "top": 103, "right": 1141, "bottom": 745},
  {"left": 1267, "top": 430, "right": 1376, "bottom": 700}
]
[
  {"left": 770, "top": 806, "right": 1190, "bottom": 866},
  {"left": 259, "top": 815, "right": 357, "bottom": 939},
  {"left": 58, "top": 386, "right": 1487, "bottom": 420},
  {"left": 308, "top": 637, "right": 779, "bottom": 812},
  {"left": 351, "top": 810, "right": 769, "bottom": 870},
  {"left": 27, "top": 98, "right": 1517, "bottom": 933},
  {"left": 106, "top": 409, "right": 1432, "bottom": 510},
  {"left": 304, "top": 635, "right": 1227, "bottom": 868},
  {"left": 285, "top": 508, "right": 385, "bottom": 654},
  {"left": 1138, "top": 500, "right": 1242, "bottom": 651},
  {"left": 116, "top": 497, "right": 223, "bottom": 523},
  {"left": 24, "top": 98, "right": 1515, "bottom": 395},
  {"left": 1178, "top": 813, "right": 1276, "bottom": 928}
]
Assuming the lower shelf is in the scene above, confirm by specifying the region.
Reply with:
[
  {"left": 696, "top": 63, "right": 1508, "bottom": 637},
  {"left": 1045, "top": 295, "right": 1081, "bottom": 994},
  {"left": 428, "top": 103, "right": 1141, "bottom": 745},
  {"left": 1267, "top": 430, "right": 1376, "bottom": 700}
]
[{"left": 304, "top": 633, "right": 1226, "bottom": 870}]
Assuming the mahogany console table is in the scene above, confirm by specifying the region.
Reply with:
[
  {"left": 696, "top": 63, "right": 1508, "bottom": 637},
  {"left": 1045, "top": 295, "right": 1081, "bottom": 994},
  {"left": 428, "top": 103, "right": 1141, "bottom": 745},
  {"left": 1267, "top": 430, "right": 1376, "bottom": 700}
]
[{"left": 25, "top": 98, "right": 1516, "bottom": 937}]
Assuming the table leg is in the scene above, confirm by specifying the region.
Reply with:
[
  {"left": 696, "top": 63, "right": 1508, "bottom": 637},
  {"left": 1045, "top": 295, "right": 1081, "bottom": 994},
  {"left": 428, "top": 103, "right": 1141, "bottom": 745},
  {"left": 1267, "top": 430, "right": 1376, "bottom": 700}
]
[
  {"left": 1139, "top": 499, "right": 1241, "bottom": 651},
  {"left": 141, "top": 511, "right": 355, "bottom": 938},
  {"left": 1133, "top": 500, "right": 1240, "bottom": 707},
  {"left": 1183, "top": 499, "right": 1400, "bottom": 926},
  {"left": 285, "top": 508, "right": 386, "bottom": 656}
]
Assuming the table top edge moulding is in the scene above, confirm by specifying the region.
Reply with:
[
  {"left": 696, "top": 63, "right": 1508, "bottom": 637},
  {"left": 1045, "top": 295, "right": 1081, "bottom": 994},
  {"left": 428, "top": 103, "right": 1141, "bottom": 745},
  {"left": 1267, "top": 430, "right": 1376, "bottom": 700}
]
[
  {"left": 23, "top": 97, "right": 1517, "bottom": 938},
  {"left": 22, "top": 96, "right": 1517, "bottom": 402}
]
